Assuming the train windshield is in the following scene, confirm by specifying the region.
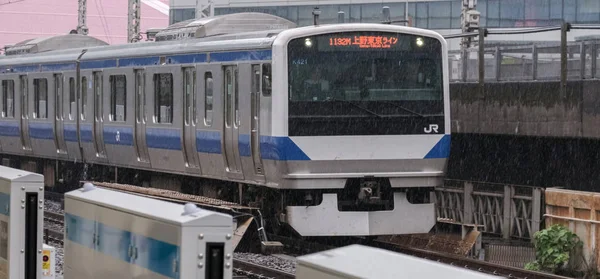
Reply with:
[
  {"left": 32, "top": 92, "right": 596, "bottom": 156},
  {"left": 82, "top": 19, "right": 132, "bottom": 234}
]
[{"left": 287, "top": 31, "right": 445, "bottom": 136}]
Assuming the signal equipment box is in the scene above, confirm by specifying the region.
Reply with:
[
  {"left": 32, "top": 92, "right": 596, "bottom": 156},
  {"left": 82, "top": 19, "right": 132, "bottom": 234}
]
[
  {"left": 64, "top": 183, "right": 234, "bottom": 279},
  {"left": 296, "top": 244, "right": 504, "bottom": 279},
  {"left": 0, "top": 166, "right": 44, "bottom": 279}
]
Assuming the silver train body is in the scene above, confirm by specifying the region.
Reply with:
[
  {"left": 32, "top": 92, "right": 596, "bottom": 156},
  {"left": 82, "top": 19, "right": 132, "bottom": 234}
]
[{"left": 0, "top": 13, "right": 450, "bottom": 236}]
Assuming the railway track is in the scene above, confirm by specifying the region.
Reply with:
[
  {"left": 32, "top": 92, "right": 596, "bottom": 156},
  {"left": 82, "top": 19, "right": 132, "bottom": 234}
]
[{"left": 43, "top": 186, "right": 571, "bottom": 279}]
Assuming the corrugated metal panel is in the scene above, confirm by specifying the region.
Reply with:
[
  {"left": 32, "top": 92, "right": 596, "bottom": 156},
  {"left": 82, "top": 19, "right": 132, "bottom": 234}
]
[{"left": 485, "top": 244, "right": 535, "bottom": 268}]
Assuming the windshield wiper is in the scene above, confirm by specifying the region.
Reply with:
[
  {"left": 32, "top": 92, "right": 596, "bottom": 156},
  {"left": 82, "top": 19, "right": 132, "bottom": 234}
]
[
  {"left": 326, "top": 97, "right": 383, "bottom": 118},
  {"left": 381, "top": 101, "right": 426, "bottom": 118}
]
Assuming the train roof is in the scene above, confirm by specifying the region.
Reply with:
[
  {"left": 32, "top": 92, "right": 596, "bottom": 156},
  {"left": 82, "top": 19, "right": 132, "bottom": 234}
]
[{"left": 0, "top": 12, "right": 445, "bottom": 69}]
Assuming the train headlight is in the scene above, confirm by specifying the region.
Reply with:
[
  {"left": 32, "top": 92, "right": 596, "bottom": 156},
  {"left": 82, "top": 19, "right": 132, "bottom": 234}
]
[
  {"left": 416, "top": 37, "right": 424, "bottom": 47},
  {"left": 305, "top": 38, "right": 313, "bottom": 47}
]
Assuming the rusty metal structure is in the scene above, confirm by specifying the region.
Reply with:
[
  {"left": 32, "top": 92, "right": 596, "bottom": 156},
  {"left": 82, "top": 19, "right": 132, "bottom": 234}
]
[
  {"left": 434, "top": 179, "right": 544, "bottom": 240},
  {"left": 545, "top": 188, "right": 600, "bottom": 271}
]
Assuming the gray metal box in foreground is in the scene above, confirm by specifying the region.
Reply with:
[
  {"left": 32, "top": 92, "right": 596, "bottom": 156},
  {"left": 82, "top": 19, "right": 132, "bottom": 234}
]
[
  {"left": 296, "top": 244, "right": 505, "bottom": 279},
  {"left": 64, "top": 183, "right": 234, "bottom": 279},
  {"left": 0, "top": 165, "right": 44, "bottom": 279}
]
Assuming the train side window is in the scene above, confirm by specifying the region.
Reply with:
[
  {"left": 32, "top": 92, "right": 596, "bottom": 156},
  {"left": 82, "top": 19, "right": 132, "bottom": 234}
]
[
  {"left": 204, "top": 72, "right": 213, "bottom": 126},
  {"left": 109, "top": 75, "right": 127, "bottom": 122},
  {"left": 153, "top": 73, "right": 173, "bottom": 124},
  {"left": 261, "top": 63, "right": 272, "bottom": 96},
  {"left": 1, "top": 80, "right": 14, "bottom": 118},
  {"left": 33, "top": 78, "right": 48, "bottom": 119},
  {"left": 69, "top": 78, "right": 75, "bottom": 120},
  {"left": 81, "top": 77, "right": 87, "bottom": 120}
]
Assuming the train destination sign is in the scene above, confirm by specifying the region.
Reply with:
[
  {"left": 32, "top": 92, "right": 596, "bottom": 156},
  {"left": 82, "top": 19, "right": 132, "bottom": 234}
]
[{"left": 328, "top": 35, "right": 399, "bottom": 49}]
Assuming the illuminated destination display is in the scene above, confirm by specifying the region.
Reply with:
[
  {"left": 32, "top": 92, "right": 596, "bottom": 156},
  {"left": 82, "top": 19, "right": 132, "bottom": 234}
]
[{"left": 329, "top": 35, "right": 399, "bottom": 49}]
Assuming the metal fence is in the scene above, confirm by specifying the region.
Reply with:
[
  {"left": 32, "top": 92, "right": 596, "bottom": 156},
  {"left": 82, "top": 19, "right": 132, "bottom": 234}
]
[
  {"left": 434, "top": 179, "right": 544, "bottom": 241},
  {"left": 444, "top": 24, "right": 600, "bottom": 86}
]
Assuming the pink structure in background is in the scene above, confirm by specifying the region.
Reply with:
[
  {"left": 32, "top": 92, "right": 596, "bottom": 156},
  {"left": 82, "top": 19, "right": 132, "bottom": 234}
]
[{"left": 0, "top": 0, "right": 170, "bottom": 48}]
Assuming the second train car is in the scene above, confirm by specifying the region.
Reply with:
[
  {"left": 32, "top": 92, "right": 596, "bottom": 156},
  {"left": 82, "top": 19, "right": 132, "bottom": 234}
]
[{"left": 0, "top": 13, "right": 450, "bottom": 236}]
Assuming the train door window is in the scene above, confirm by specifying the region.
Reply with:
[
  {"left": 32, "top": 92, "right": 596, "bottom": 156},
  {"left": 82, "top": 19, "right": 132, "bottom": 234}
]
[
  {"left": 184, "top": 69, "right": 194, "bottom": 125},
  {"left": 204, "top": 72, "right": 213, "bottom": 126},
  {"left": 109, "top": 75, "right": 127, "bottom": 122},
  {"left": 262, "top": 63, "right": 272, "bottom": 96},
  {"left": 135, "top": 71, "right": 145, "bottom": 123},
  {"left": 193, "top": 70, "right": 197, "bottom": 124},
  {"left": 81, "top": 77, "right": 87, "bottom": 120},
  {"left": 20, "top": 76, "right": 27, "bottom": 118},
  {"left": 1, "top": 80, "right": 14, "bottom": 118},
  {"left": 153, "top": 73, "right": 173, "bottom": 124},
  {"left": 54, "top": 74, "right": 63, "bottom": 121},
  {"left": 224, "top": 69, "right": 233, "bottom": 127},
  {"left": 33, "top": 78, "right": 48, "bottom": 119},
  {"left": 234, "top": 68, "right": 240, "bottom": 127},
  {"left": 69, "top": 78, "right": 75, "bottom": 120},
  {"left": 93, "top": 73, "right": 102, "bottom": 122}
]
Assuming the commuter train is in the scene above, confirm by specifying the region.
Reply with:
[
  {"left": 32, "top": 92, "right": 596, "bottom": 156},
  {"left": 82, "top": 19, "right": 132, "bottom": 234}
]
[{"left": 0, "top": 13, "right": 450, "bottom": 236}]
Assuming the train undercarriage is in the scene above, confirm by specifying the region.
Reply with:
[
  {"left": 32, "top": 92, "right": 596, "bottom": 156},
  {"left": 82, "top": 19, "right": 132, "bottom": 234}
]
[{"left": 0, "top": 155, "right": 437, "bottom": 237}]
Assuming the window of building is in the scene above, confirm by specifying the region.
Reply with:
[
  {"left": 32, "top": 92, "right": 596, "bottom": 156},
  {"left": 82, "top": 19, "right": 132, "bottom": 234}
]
[
  {"left": 577, "top": 0, "right": 600, "bottom": 23},
  {"left": 429, "top": 1, "right": 452, "bottom": 29},
  {"left": 110, "top": 75, "right": 127, "bottom": 122},
  {"left": 204, "top": 72, "right": 213, "bottom": 126},
  {"left": 33, "top": 79, "right": 48, "bottom": 119},
  {"left": 1, "top": 80, "right": 14, "bottom": 118},
  {"left": 154, "top": 73, "right": 173, "bottom": 124}
]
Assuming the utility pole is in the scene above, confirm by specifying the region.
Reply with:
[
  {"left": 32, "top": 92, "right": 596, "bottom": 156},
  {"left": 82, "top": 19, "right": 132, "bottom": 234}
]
[
  {"left": 460, "top": 0, "right": 480, "bottom": 50},
  {"left": 128, "top": 0, "right": 141, "bottom": 43},
  {"left": 196, "top": 0, "right": 214, "bottom": 18},
  {"left": 76, "top": 0, "right": 89, "bottom": 35}
]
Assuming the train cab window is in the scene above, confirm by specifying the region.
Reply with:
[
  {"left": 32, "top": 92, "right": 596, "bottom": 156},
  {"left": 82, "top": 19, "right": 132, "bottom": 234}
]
[
  {"left": 33, "top": 78, "right": 48, "bottom": 119},
  {"left": 69, "top": 78, "right": 75, "bottom": 120},
  {"left": 204, "top": 72, "right": 213, "bottom": 126},
  {"left": 81, "top": 77, "right": 87, "bottom": 120},
  {"left": 1, "top": 80, "right": 14, "bottom": 118},
  {"left": 261, "top": 64, "right": 272, "bottom": 96},
  {"left": 109, "top": 75, "right": 127, "bottom": 122},
  {"left": 153, "top": 73, "right": 173, "bottom": 124}
]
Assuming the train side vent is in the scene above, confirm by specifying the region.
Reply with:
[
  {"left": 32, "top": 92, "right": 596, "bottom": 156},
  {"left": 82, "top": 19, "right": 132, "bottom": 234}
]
[
  {"left": 154, "top": 12, "right": 297, "bottom": 42},
  {"left": 4, "top": 34, "right": 108, "bottom": 56}
]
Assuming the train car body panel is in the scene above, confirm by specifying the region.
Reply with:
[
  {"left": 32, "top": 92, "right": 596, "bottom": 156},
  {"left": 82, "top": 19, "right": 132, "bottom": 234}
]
[{"left": 0, "top": 14, "right": 450, "bottom": 237}]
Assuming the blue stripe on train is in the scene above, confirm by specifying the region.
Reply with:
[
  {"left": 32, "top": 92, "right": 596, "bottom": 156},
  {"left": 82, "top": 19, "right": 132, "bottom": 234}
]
[
  {"left": 196, "top": 130, "right": 220, "bottom": 154},
  {"left": 0, "top": 121, "right": 19, "bottom": 137},
  {"left": 103, "top": 126, "right": 134, "bottom": 146},
  {"left": 146, "top": 127, "right": 181, "bottom": 150},
  {"left": 29, "top": 122, "right": 53, "bottom": 140},
  {"left": 424, "top": 134, "right": 451, "bottom": 159},
  {"left": 65, "top": 213, "right": 180, "bottom": 279}
]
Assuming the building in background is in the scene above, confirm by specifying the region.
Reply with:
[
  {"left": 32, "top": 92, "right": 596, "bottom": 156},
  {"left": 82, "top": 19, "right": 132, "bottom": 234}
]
[
  {"left": 0, "top": 0, "right": 170, "bottom": 49},
  {"left": 169, "top": 0, "right": 600, "bottom": 49}
]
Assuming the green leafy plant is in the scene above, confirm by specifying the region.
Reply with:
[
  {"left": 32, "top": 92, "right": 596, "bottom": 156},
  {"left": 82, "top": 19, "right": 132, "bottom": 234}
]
[{"left": 526, "top": 224, "right": 583, "bottom": 273}]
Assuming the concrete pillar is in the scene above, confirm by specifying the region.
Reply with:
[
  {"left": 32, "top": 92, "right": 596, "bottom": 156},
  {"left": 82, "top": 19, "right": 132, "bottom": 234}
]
[
  {"left": 503, "top": 185, "right": 513, "bottom": 239},
  {"left": 462, "top": 182, "right": 473, "bottom": 239},
  {"left": 531, "top": 187, "right": 542, "bottom": 240}
]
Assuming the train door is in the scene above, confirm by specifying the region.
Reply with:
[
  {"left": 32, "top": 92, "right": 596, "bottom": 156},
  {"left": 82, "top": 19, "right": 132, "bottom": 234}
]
[
  {"left": 182, "top": 67, "right": 200, "bottom": 171},
  {"left": 250, "top": 65, "right": 265, "bottom": 180},
  {"left": 53, "top": 74, "right": 67, "bottom": 155},
  {"left": 134, "top": 70, "right": 150, "bottom": 164},
  {"left": 19, "top": 75, "right": 32, "bottom": 152},
  {"left": 222, "top": 65, "right": 243, "bottom": 179},
  {"left": 92, "top": 72, "right": 107, "bottom": 159}
]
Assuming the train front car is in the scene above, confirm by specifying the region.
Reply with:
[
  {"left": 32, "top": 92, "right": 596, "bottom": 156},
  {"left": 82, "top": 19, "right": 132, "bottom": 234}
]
[{"left": 271, "top": 24, "right": 450, "bottom": 236}]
